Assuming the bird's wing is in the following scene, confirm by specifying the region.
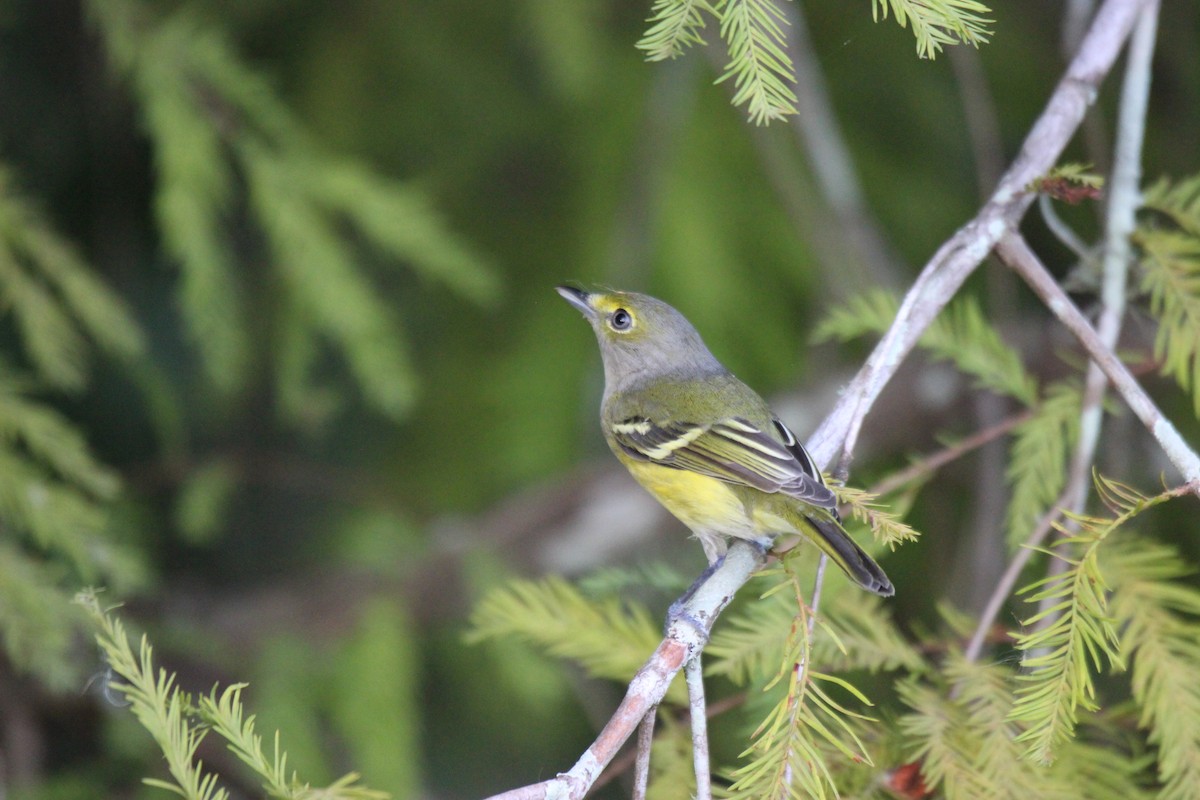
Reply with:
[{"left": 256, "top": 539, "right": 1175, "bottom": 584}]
[{"left": 610, "top": 415, "right": 836, "bottom": 509}]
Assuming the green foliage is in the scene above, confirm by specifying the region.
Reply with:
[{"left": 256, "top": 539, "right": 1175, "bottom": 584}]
[
  {"left": 80, "top": 593, "right": 230, "bottom": 800},
  {"left": 815, "top": 290, "right": 1038, "bottom": 405},
  {"left": 812, "top": 591, "right": 924, "bottom": 674},
  {"left": 704, "top": 576, "right": 796, "bottom": 686},
  {"left": 0, "top": 542, "right": 83, "bottom": 689},
  {"left": 1030, "top": 163, "right": 1106, "bottom": 204},
  {"left": 707, "top": 565, "right": 920, "bottom": 686},
  {"left": 1008, "top": 478, "right": 1176, "bottom": 765},
  {"left": 637, "top": 0, "right": 992, "bottom": 122},
  {"left": 1004, "top": 381, "right": 1082, "bottom": 546},
  {"left": 0, "top": 170, "right": 144, "bottom": 389},
  {"left": 922, "top": 298, "right": 1040, "bottom": 405},
  {"left": 1138, "top": 173, "right": 1200, "bottom": 416},
  {"left": 637, "top": 0, "right": 715, "bottom": 61},
  {"left": 717, "top": 0, "right": 798, "bottom": 126},
  {"left": 811, "top": 287, "right": 900, "bottom": 344},
  {"left": 0, "top": 375, "right": 146, "bottom": 593},
  {"left": 87, "top": 0, "right": 498, "bottom": 423},
  {"left": 722, "top": 555, "right": 874, "bottom": 800},
  {"left": 899, "top": 658, "right": 1151, "bottom": 800},
  {"left": 0, "top": 181, "right": 145, "bottom": 686},
  {"left": 1143, "top": 173, "right": 1200, "bottom": 237},
  {"left": 898, "top": 674, "right": 1006, "bottom": 797},
  {"left": 871, "top": 0, "right": 993, "bottom": 59},
  {"left": 78, "top": 593, "right": 388, "bottom": 800},
  {"left": 1105, "top": 535, "right": 1200, "bottom": 800},
  {"left": 327, "top": 599, "right": 421, "bottom": 797},
  {"left": 577, "top": 560, "right": 692, "bottom": 596},
  {"left": 174, "top": 458, "right": 238, "bottom": 544},
  {"left": 646, "top": 715, "right": 698, "bottom": 800},
  {"left": 833, "top": 483, "right": 922, "bottom": 550},
  {"left": 467, "top": 576, "right": 682, "bottom": 702}
]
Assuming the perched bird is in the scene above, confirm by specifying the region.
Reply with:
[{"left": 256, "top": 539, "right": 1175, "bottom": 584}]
[{"left": 557, "top": 286, "right": 893, "bottom": 597}]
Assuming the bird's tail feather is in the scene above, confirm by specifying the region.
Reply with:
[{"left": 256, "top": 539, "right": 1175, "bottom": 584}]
[{"left": 804, "top": 515, "right": 894, "bottom": 597}]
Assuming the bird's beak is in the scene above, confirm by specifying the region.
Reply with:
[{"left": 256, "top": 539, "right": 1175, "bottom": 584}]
[{"left": 556, "top": 285, "right": 596, "bottom": 319}]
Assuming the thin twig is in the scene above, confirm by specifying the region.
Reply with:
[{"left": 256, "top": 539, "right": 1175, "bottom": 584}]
[
  {"left": 1036, "top": 0, "right": 1161, "bottom": 622},
  {"left": 686, "top": 657, "right": 712, "bottom": 800},
  {"left": 962, "top": 490, "right": 1071, "bottom": 663},
  {"left": 1073, "top": 0, "right": 1160, "bottom": 511},
  {"left": 782, "top": 554, "right": 828, "bottom": 789},
  {"left": 996, "top": 233, "right": 1200, "bottom": 485},
  {"left": 632, "top": 708, "right": 656, "bottom": 800},
  {"left": 484, "top": 4, "right": 1150, "bottom": 796},
  {"left": 1038, "top": 193, "right": 1094, "bottom": 263},
  {"left": 482, "top": 542, "right": 766, "bottom": 800},
  {"left": 807, "top": 0, "right": 1147, "bottom": 471},
  {"left": 868, "top": 410, "right": 1034, "bottom": 498}
]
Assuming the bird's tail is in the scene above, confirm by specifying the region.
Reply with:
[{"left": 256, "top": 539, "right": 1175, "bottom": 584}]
[{"left": 803, "top": 514, "right": 894, "bottom": 597}]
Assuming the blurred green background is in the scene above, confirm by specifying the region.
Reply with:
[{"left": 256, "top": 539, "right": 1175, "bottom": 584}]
[{"left": 1, "top": 0, "right": 1198, "bottom": 797}]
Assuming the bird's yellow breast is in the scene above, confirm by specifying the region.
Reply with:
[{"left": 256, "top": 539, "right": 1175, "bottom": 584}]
[{"left": 623, "top": 460, "right": 761, "bottom": 539}]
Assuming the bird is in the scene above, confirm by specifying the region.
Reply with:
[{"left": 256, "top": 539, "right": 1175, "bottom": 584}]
[{"left": 557, "top": 285, "right": 893, "bottom": 597}]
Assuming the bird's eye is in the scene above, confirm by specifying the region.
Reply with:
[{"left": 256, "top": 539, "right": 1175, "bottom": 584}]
[{"left": 609, "top": 308, "right": 633, "bottom": 331}]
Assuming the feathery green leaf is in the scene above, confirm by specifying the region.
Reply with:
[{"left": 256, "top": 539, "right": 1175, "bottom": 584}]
[
  {"left": 1008, "top": 477, "right": 1173, "bottom": 764},
  {"left": 1143, "top": 173, "right": 1200, "bottom": 238},
  {"left": 200, "top": 684, "right": 389, "bottom": 800},
  {"left": 717, "top": 0, "right": 797, "bottom": 125},
  {"left": 638, "top": 0, "right": 715, "bottom": 61},
  {"left": 810, "top": 287, "right": 899, "bottom": 344},
  {"left": 0, "top": 542, "right": 82, "bottom": 688},
  {"left": 923, "top": 297, "right": 1039, "bottom": 405},
  {"left": 834, "top": 483, "right": 922, "bottom": 549},
  {"left": 646, "top": 715, "right": 698, "bottom": 800},
  {"left": 78, "top": 592, "right": 230, "bottom": 800},
  {"left": 1105, "top": 535, "right": 1200, "bottom": 800},
  {"left": 816, "top": 290, "right": 1038, "bottom": 405},
  {"left": 467, "top": 576, "right": 682, "bottom": 702},
  {"left": 871, "top": 0, "right": 993, "bottom": 59},
  {"left": 1138, "top": 230, "right": 1200, "bottom": 417},
  {"left": 89, "top": 0, "right": 497, "bottom": 415},
  {"left": 1005, "top": 381, "right": 1081, "bottom": 546},
  {"left": 898, "top": 678, "right": 1001, "bottom": 798},
  {"left": 245, "top": 146, "right": 420, "bottom": 419},
  {"left": 722, "top": 555, "right": 873, "bottom": 800}
]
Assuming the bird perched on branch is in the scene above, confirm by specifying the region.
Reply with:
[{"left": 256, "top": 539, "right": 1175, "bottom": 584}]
[{"left": 557, "top": 285, "right": 893, "bottom": 597}]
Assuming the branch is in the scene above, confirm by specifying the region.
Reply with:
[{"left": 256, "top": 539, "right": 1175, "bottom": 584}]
[
  {"left": 485, "top": 3, "right": 1151, "bottom": 797},
  {"left": 868, "top": 409, "right": 1033, "bottom": 498},
  {"left": 1068, "top": 0, "right": 1159, "bottom": 515},
  {"left": 962, "top": 487, "right": 1071, "bottom": 663},
  {"left": 686, "top": 657, "right": 712, "bottom": 800},
  {"left": 808, "top": 0, "right": 1148, "bottom": 469},
  {"left": 996, "top": 233, "right": 1200, "bottom": 485},
  {"left": 482, "top": 542, "right": 766, "bottom": 800},
  {"left": 1034, "top": 0, "right": 1160, "bottom": 621}
]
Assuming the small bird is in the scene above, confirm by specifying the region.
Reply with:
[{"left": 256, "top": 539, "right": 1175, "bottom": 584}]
[{"left": 558, "top": 286, "right": 893, "bottom": 597}]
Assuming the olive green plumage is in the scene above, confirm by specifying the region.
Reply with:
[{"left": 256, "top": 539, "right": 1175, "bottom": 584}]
[{"left": 558, "top": 285, "right": 893, "bottom": 597}]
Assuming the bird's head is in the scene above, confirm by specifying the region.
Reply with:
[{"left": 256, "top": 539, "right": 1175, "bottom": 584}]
[{"left": 556, "top": 285, "right": 724, "bottom": 394}]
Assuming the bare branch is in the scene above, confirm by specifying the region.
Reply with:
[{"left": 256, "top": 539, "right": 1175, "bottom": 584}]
[
  {"left": 633, "top": 710, "right": 655, "bottom": 800},
  {"left": 482, "top": 542, "right": 766, "bottom": 800},
  {"left": 483, "top": 3, "right": 1154, "bottom": 797},
  {"left": 996, "top": 233, "right": 1200, "bottom": 485},
  {"left": 686, "top": 657, "right": 712, "bottom": 800},
  {"left": 808, "top": 0, "right": 1148, "bottom": 470}
]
